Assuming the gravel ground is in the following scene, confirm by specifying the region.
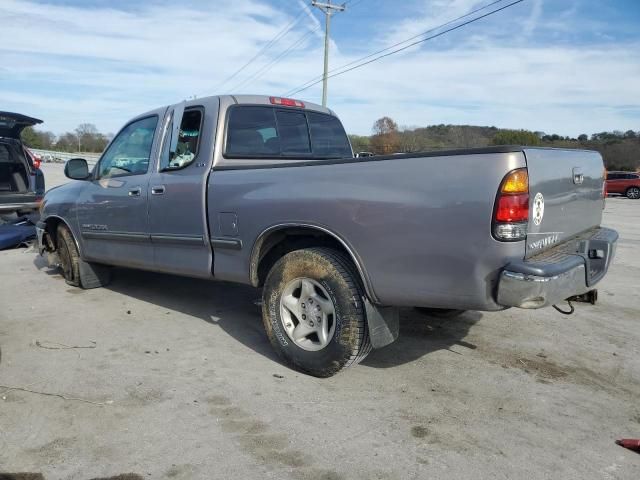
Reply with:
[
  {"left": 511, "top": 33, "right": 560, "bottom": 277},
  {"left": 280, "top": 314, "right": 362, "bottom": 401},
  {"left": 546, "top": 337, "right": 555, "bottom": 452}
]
[{"left": 0, "top": 175, "right": 638, "bottom": 479}]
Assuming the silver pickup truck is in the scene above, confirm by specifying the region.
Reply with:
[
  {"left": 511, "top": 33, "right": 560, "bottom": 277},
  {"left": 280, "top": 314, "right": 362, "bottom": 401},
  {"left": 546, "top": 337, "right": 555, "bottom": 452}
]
[{"left": 37, "top": 95, "right": 618, "bottom": 377}]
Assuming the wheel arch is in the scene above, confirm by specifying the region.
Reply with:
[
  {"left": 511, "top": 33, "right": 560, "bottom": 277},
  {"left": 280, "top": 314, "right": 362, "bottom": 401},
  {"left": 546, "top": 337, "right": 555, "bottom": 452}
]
[
  {"left": 625, "top": 185, "right": 640, "bottom": 198},
  {"left": 42, "top": 215, "right": 82, "bottom": 255},
  {"left": 250, "top": 223, "right": 378, "bottom": 303}
]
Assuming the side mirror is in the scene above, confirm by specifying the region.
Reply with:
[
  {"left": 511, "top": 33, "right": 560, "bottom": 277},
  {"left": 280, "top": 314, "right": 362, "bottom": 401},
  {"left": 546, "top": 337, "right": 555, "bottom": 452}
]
[{"left": 64, "top": 158, "right": 90, "bottom": 180}]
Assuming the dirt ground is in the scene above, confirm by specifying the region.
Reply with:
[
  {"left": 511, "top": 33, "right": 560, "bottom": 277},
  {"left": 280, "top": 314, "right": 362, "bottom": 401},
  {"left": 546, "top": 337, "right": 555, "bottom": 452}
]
[{"left": 1, "top": 168, "right": 639, "bottom": 479}]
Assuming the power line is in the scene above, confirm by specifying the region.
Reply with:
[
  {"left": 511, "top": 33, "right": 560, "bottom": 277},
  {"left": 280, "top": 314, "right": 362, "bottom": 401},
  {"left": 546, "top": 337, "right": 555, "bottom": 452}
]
[
  {"left": 229, "top": 24, "right": 323, "bottom": 92},
  {"left": 344, "top": 0, "right": 366, "bottom": 8},
  {"left": 284, "top": 0, "right": 523, "bottom": 98},
  {"left": 284, "top": 0, "right": 508, "bottom": 96},
  {"left": 214, "top": 8, "right": 307, "bottom": 92},
  {"left": 230, "top": 0, "right": 364, "bottom": 93}
]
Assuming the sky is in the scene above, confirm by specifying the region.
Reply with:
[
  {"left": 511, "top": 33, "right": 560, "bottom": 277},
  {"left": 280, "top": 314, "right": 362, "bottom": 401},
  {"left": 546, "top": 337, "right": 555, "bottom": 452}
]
[{"left": 1, "top": 0, "right": 639, "bottom": 137}]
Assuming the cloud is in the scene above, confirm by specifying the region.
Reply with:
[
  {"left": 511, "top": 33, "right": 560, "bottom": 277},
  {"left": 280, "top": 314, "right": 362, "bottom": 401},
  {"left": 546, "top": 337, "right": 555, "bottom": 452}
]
[
  {"left": 523, "top": 0, "right": 543, "bottom": 36},
  {"left": 0, "top": 0, "right": 317, "bottom": 132}
]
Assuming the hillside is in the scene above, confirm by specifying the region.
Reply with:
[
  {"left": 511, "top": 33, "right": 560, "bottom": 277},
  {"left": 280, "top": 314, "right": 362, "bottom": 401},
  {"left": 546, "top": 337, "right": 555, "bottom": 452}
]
[{"left": 349, "top": 122, "right": 640, "bottom": 171}]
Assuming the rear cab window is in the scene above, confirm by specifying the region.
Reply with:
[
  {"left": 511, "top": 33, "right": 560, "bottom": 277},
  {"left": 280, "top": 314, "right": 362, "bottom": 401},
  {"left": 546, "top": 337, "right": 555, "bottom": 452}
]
[{"left": 224, "top": 106, "right": 351, "bottom": 160}]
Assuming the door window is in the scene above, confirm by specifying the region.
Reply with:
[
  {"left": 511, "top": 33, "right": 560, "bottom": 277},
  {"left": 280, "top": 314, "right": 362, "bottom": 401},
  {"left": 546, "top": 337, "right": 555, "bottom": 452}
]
[
  {"left": 159, "top": 108, "right": 203, "bottom": 170},
  {"left": 98, "top": 116, "right": 158, "bottom": 179}
]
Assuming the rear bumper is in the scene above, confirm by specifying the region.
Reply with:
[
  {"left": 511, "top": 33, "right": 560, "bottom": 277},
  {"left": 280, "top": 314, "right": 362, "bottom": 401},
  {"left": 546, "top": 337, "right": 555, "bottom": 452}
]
[{"left": 497, "top": 227, "right": 618, "bottom": 308}]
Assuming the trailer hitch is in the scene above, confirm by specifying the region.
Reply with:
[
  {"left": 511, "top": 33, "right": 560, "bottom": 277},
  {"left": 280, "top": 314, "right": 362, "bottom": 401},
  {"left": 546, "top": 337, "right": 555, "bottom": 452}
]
[
  {"left": 552, "top": 301, "right": 574, "bottom": 315},
  {"left": 552, "top": 289, "right": 598, "bottom": 315},
  {"left": 567, "top": 289, "right": 598, "bottom": 305}
]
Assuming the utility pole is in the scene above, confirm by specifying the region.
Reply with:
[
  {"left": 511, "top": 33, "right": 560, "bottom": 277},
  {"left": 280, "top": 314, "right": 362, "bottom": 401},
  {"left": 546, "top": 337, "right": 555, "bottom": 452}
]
[{"left": 311, "top": 0, "right": 345, "bottom": 107}]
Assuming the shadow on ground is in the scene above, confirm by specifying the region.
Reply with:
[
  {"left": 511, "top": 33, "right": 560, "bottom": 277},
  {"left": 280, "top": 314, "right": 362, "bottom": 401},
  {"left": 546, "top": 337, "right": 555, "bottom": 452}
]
[
  {"left": 33, "top": 260, "right": 482, "bottom": 372},
  {"left": 362, "top": 309, "right": 482, "bottom": 368}
]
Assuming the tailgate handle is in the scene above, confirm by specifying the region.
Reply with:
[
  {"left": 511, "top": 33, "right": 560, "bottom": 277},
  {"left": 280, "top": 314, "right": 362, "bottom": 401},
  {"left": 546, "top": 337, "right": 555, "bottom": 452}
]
[{"left": 572, "top": 167, "right": 584, "bottom": 185}]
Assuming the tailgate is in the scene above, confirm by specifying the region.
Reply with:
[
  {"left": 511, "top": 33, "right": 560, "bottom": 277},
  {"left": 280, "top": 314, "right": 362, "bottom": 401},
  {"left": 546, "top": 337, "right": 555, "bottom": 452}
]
[{"left": 524, "top": 148, "right": 604, "bottom": 258}]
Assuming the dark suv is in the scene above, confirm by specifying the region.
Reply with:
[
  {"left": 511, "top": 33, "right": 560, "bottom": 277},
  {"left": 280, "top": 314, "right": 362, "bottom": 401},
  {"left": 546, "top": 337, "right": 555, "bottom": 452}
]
[
  {"left": 0, "top": 112, "right": 45, "bottom": 215},
  {"left": 606, "top": 171, "right": 640, "bottom": 199}
]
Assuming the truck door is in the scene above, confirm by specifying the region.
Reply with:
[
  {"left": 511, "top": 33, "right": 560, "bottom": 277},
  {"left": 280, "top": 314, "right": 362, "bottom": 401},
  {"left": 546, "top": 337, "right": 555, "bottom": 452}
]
[
  {"left": 77, "top": 113, "right": 162, "bottom": 268},
  {"left": 147, "top": 98, "right": 219, "bottom": 278}
]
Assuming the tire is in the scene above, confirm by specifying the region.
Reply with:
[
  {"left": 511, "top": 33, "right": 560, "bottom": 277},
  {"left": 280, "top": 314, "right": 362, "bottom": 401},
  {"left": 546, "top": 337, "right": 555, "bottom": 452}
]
[
  {"left": 55, "top": 224, "right": 111, "bottom": 289},
  {"left": 56, "top": 224, "right": 81, "bottom": 287},
  {"left": 415, "top": 307, "right": 466, "bottom": 318},
  {"left": 626, "top": 187, "right": 640, "bottom": 199},
  {"left": 262, "top": 247, "right": 372, "bottom": 377}
]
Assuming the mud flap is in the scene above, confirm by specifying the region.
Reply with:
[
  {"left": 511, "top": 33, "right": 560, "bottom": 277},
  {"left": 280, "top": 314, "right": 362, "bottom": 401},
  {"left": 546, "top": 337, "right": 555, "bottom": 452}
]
[
  {"left": 78, "top": 259, "right": 112, "bottom": 289},
  {"left": 364, "top": 298, "right": 399, "bottom": 349}
]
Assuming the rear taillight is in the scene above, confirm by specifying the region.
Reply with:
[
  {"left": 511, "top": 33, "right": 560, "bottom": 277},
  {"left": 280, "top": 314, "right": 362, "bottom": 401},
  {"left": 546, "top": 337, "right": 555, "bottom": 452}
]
[
  {"left": 269, "top": 97, "right": 305, "bottom": 108},
  {"left": 603, "top": 167, "right": 607, "bottom": 207},
  {"left": 493, "top": 168, "right": 529, "bottom": 241}
]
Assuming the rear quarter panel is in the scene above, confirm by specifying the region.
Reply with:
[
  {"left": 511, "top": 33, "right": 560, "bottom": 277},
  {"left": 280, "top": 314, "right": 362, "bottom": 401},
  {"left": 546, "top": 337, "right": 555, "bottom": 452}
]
[{"left": 208, "top": 152, "right": 526, "bottom": 310}]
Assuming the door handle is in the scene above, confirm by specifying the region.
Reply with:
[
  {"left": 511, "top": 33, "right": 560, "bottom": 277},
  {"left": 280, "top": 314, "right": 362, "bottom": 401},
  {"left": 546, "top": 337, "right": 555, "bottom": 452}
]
[
  {"left": 128, "top": 187, "right": 142, "bottom": 197},
  {"left": 151, "top": 185, "right": 165, "bottom": 195}
]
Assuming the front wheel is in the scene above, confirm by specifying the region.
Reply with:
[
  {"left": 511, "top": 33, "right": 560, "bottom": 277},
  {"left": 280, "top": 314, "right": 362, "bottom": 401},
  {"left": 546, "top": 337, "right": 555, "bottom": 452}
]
[
  {"left": 626, "top": 187, "right": 640, "bottom": 199},
  {"left": 57, "top": 224, "right": 81, "bottom": 287},
  {"left": 262, "top": 247, "right": 371, "bottom": 377},
  {"left": 55, "top": 224, "right": 111, "bottom": 289}
]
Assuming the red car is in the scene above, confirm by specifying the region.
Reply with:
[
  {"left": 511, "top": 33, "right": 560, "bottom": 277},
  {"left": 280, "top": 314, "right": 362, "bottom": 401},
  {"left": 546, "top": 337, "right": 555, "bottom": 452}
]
[{"left": 606, "top": 171, "right": 640, "bottom": 199}]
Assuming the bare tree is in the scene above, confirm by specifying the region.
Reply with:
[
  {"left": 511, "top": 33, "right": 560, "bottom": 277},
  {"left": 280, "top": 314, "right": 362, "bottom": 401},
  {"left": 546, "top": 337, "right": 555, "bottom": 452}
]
[{"left": 370, "top": 117, "right": 400, "bottom": 154}]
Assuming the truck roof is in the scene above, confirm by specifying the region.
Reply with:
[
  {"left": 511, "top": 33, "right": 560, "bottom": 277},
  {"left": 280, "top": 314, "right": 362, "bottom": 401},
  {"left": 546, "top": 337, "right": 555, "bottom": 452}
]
[
  {"left": 228, "top": 95, "right": 333, "bottom": 115},
  {"left": 132, "top": 95, "right": 335, "bottom": 126}
]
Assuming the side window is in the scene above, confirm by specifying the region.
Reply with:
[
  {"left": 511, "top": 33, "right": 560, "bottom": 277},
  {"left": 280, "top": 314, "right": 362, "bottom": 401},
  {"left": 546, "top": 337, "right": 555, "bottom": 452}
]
[
  {"left": 159, "top": 108, "right": 203, "bottom": 170},
  {"left": 275, "top": 110, "right": 311, "bottom": 155},
  {"left": 226, "top": 107, "right": 278, "bottom": 156},
  {"left": 307, "top": 112, "right": 352, "bottom": 158},
  {"left": 98, "top": 116, "right": 158, "bottom": 179}
]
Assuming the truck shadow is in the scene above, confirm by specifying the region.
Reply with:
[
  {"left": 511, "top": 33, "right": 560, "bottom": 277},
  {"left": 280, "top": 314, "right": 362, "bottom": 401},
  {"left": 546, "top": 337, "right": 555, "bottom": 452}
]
[
  {"left": 362, "top": 309, "right": 482, "bottom": 369},
  {"left": 34, "top": 260, "right": 482, "bottom": 371}
]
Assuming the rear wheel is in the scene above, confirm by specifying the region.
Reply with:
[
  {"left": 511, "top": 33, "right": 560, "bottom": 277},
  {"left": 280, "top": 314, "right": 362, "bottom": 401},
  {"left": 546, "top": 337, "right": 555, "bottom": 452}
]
[
  {"left": 626, "top": 187, "right": 640, "bottom": 199},
  {"left": 262, "top": 247, "right": 371, "bottom": 377}
]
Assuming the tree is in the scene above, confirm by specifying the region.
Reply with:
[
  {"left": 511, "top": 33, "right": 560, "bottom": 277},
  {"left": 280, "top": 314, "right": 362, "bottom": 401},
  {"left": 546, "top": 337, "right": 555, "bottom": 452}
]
[
  {"left": 348, "top": 134, "right": 370, "bottom": 153},
  {"left": 492, "top": 129, "right": 541, "bottom": 146},
  {"left": 20, "top": 127, "right": 40, "bottom": 148},
  {"left": 55, "top": 132, "right": 80, "bottom": 152},
  {"left": 578, "top": 134, "right": 588, "bottom": 142},
  {"left": 20, "top": 127, "right": 56, "bottom": 149},
  {"left": 370, "top": 116, "right": 400, "bottom": 154},
  {"left": 75, "top": 123, "right": 101, "bottom": 152}
]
